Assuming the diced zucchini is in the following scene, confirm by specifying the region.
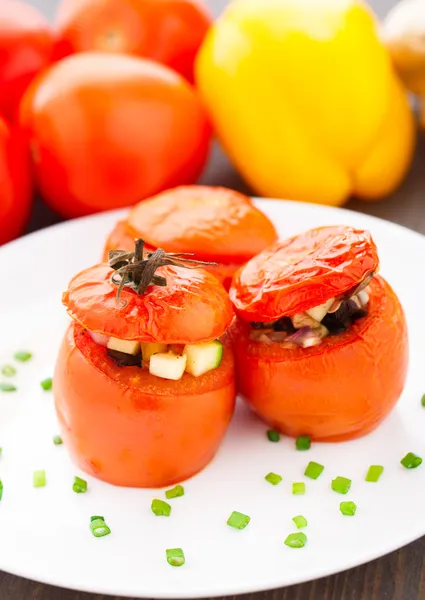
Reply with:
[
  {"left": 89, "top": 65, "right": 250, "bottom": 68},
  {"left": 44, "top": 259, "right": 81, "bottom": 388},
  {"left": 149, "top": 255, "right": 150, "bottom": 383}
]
[
  {"left": 305, "top": 298, "right": 335, "bottom": 322},
  {"left": 141, "top": 342, "right": 168, "bottom": 361},
  {"left": 183, "top": 340, "right": 223, "bottom": 377},
  {"left": 107, "top": 337, "right": 140, "bottom": 355},
  {"left": 149, "top": 353, "right": 187, "bottom": 380}
]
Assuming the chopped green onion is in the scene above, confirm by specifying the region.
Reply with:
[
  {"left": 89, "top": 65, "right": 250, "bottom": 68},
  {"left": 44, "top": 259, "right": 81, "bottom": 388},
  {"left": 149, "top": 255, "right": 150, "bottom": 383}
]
[
  {"left": 166, "top": 548, "right": 185, "bottom": 567},
  {"left": 421, "top": 394, "right": 425, "bottom": 407},
  {"left": 284, "top": 532, "right": 307, "bottom": 548},
  {"left": 33, "top": 470, "right": 46, "bottom": 488},
  {"left": 304, "top": 461, "right": 324, "bottom": 480},
  {"left": 365, "top": 465, "right": 384, "bottom": 482},
  {"left": 165, "top": 484, "right": 184, "bottom": 499},
  {"left": 267, "top": 429, "right": 280, "bottom": 442},
  {"left": 340, "top": 501, "right": 357, "bottom": 516},
  {"left": 13, "top": 351, "right": 32, "bottom": 362},
  {"left": 331, "top": 476, "right": 351, "bottom": 494},
  {"left": 73, "top": 476, "right": 88, "bottom": 494},
  {"left": 227, "top": 511, "right": 251, "bottom": 530},
  {"left": 0, "top": 480, "right": 3, "bottom": 501},
  {"left": 40, "top": 378, "right": 53, "bottom": 391},
  {"left": 0, "top": 382, "right": 16, "bottom": 392},
  {"left": 292, "top": 482, "right": 306, "bottom": 495},
  {"left": 0, "top": 448, "right": 2, "bottom": 455},
  {"left": 401, "top": 452, "right": 422, "bottom": 469},
  {"left": 296, "top": 435, "right": 311, "bottom": 451},
  {"left": 53, "top": 435, "right": 63, "bottom": 445},
  {"left": 265, "top": 472, "right": 282, "bottom": 485},
  {"left": 90, "top": 517, "right": 111, "bottom": 538},
  {"left": 292, "top": 515, "right": 308, "bottom": 529},
  {"left": 91, "top": 515, "right": 104, "bottom": 522},
  {"left": 151, "top": 499, "right": 171, "bottom": 517},
  {"left": 1, "top": 365, "right": 16, "bottom": 377}
]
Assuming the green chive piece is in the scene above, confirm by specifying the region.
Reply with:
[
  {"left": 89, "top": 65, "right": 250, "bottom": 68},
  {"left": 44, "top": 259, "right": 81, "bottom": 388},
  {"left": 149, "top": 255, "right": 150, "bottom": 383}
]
[
  {"left": 401, "top": 452, "right": 422, "bottom": 469},
  {"left": 227, "top": 511, "right": 251, "bottom": 530},
  {"left": 304, "top": 461, "right": 324, "bottom": 480},
  {"left": 292, "top": 482, "right": 306, "bottom": 495},
  {"left": 296, "top": 435, "right": 311, "bottom": 451},
  {"left": 165, "top": 484, "right": 184, "bottom": 499},
  {"left": 13, "top": 351, "right": 32, "bottom": 362},
  {"left": 0, "top": 480, "right": 3, "bottom": 501},
  {"left": 284, "top": 532, "right": 307, "bottom": 548},
  {"left": 151, "top": 499, "right": 171, "bottom": 517},
  {"left": 73, "top": 476, "right": 88, "bottom": 494},
  {"left": 265, "top": 472, "right": 282, "bottom": 485},
  {"left": 40, "top": 378, "right": 53, "bottom": 391},
  {"left": 267, "top": 429, "right": 280, "bottom": 442},
  {"left": 365, "top": 465, "right": 384, "bottom": 482},
  {"left": 340, "top": 501, "right": 357, "bottom": 516},
  {"left": 166, "top": 548, "right": 185, "bottom": 567},
  {"left": 292, "top": 515, "right": 308, "bottom": 529},
  {"left": 90, "top": 517, "right": 111, "bottom": 538},
  {"left": 53, "top": 435, "right": 63, "bottom": 445},
  {"left": 1, "top": 365, "right": 16, "bottom": 377},
  {"left": 0, "top": 448, "right": 2, "bottom": 455},
  {"left": 33, "top": 470, "right": 46, "bottom": 488},
  {"left": 421, "top": 394, "right": 425, "bottom": 407},
  {"left": 0, "top": 382, "right": 16, "bottom": 392},
  {"left": 331, "top": 476, "right": 351, "bottom": 494},
  {"left": 91, "top": 515, "right": 104, "bottom": 522}
]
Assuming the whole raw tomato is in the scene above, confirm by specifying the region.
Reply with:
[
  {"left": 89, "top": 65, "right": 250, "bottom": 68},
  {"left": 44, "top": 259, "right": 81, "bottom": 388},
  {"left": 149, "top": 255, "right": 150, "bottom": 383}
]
[
  {"left": 0, "top": 117, "right": 32, "bottom": 246},
  {"left": 0, "top": 0, "right": 54, "bottom": 122},
  {"left": 54, "top": 0, "right": 212, "bottom": 83},
  {"left": 20, "top": 53, "right": 211, "bottom": 219}
]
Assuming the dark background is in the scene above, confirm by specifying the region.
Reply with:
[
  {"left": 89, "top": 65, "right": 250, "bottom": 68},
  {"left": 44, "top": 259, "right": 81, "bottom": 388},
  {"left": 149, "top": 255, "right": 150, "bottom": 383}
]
[{"left": 4, "top": 0, "right": 425, "bottom": 599}]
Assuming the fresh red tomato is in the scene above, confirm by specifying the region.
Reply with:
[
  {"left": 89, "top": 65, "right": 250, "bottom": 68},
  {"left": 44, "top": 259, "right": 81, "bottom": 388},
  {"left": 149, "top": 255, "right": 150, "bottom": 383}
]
[
  {"left": 228, "top": 226, "right": 408, "bottom": 441},
  {"left": 20, "top": 53, "right": 211, "bottom": 219},
  {"left": 0, "top": 0, "right": 54, "bottom": 122},
  {"left": 55, "top": 252, "right": 236, "bottom": 487},
  {"left": 230, "top": 226, "right": 379, "bottom": 322},
  {"left": 54, "top": 0, "right": 212, "bottom": 83},
  {"left": 103, "top": 186, "right": 278, "bottom": 289},
  {"left": 0, "top": 117, "right": 32, "bottom": 246}
]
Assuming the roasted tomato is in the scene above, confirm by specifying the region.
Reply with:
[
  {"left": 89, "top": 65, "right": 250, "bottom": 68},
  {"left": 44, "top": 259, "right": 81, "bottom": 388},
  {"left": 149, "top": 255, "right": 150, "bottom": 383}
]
[
  {"left": 54, "top": 0, "right": 212, "bottom": 83},
  {"left": 20, "top": 54, "right": 211, "bottom": 218},
  {"left": 54, "top": 242, "right": 236, "bottom": 487},
  {"left": 229, "top": 226, "right": 408, "bottom": 441},
  {"left": 103, "top": 186, "right": 278, "bottom": 289}
]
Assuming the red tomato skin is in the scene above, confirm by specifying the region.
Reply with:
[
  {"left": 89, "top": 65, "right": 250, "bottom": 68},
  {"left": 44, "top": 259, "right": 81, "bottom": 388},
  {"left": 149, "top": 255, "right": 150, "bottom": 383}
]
[
  {"left": 54, "top": 323, "right": 236, "bottom": 487},
  {"left": 230, "top": 226, "right": 379, "bottom": 322},
  {"left": 0, "top": 118, "right": 32, "bottom": 245},
  {"left": 54, "top": 0, "right": 211, "bottom": 83},
  {"left": 20, "top": 53, "right": 211, "bottom": 218},
  {"left": 63, "top": 263, "right": 234, "bottom": 344},
  {"left": 229, "top": 276, "right": 408, "bottom": 441},
  {"left": 0, "top": 1, "right": 54, "bottom": 122}
]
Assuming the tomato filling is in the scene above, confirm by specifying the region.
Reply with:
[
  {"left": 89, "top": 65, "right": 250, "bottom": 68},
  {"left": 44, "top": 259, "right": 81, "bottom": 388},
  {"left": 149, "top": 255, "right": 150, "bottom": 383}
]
[
  {"left": 85, "top": 329, "right": 224, "bottom": 381},
  {"left": 249, "top": 276, "right": 372, "bottom": 349}
]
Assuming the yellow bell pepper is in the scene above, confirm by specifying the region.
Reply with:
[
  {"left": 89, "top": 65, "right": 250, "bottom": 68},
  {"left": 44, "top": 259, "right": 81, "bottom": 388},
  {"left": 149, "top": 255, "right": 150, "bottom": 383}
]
[{"left": 196, "top": 0, "right": 415, "bottom": 206}]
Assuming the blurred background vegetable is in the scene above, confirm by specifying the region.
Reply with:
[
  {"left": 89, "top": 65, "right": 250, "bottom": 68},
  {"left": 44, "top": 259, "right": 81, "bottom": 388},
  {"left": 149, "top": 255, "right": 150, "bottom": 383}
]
[
  {"left": 53, "top": 0, "right": 212, "bottom": 83},
  {"left": 0, "top": 0, "right": 54, "bottom": 122},
  {"left": 20, "top": 53, "right": 211, "bottom": 218},
  {"left": 196, "top": 0, "right": 415, "bottom": 207}
]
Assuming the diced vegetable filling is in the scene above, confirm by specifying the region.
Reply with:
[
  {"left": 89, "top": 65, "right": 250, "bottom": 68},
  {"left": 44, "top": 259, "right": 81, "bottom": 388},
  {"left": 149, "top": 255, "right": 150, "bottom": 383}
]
[
  {"left": 250, "top": 277, "right": 372, "bottom": 349},
  {"left": 87, "top": 330, "right": 224, "bottom": 380}
]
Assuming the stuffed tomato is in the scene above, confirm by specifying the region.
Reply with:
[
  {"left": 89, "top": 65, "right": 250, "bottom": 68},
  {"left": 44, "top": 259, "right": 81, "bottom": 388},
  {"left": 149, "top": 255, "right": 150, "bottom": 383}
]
[
  {"left": 229, "top": 226, "right": 408, "bottom": 442},
  {"left": 103, "top": 185, "right": 277, "bottom": 289},
  {"left": 54, "top": 240, "right": 236, "bottom": 487}
]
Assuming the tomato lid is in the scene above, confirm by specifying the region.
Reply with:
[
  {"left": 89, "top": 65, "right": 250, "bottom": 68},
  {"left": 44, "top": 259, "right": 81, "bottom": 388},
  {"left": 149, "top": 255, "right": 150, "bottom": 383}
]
[
  {"left": 63, "top": 263, "right": 234, "bottom": 344},
  {"left": 230, "top": 226, "right": 379, "bottom": 322},
  {"left": 126, "top": 186, "right": 277, "bottom": 263}
]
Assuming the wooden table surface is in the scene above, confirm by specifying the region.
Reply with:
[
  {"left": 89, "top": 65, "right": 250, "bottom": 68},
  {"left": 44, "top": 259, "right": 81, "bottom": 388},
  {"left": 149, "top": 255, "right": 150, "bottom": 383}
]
[{"left": 3, "top": 0, "right": 425, "bottom": 598}]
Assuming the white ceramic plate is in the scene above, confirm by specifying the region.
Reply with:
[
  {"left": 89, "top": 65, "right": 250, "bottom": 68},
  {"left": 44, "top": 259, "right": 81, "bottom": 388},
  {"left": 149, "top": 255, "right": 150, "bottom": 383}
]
[{"left": 0, "top": 199, "right": 424, "bottom": 598}]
